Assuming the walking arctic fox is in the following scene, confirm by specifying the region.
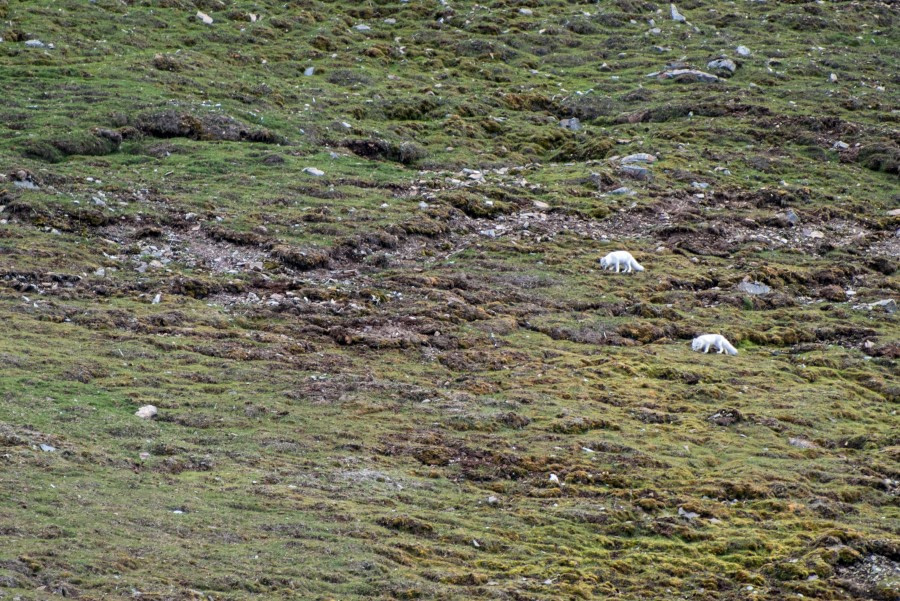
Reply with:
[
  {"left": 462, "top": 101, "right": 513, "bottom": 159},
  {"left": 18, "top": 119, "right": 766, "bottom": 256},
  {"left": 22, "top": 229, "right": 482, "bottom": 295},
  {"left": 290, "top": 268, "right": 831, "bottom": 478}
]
[
  {"left": 599, "top": 251, "right": 644, "bottom": 273},
  {"left": 692, "top": 334, "right": 738, "bottom": 355}
]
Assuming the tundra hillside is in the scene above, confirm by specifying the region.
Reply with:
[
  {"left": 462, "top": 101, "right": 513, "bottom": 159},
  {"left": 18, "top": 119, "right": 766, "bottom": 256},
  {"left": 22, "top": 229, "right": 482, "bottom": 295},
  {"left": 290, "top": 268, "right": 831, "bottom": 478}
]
[{"left": 0, "top": 0, "right": 897, "bottom": 599}]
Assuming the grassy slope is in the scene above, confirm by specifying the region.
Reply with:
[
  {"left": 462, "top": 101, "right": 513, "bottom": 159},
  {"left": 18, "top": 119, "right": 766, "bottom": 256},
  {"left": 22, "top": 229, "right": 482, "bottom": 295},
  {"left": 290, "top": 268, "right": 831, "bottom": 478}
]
[{"left": 0, "top": 0, "right": 898, "bottom": 599}]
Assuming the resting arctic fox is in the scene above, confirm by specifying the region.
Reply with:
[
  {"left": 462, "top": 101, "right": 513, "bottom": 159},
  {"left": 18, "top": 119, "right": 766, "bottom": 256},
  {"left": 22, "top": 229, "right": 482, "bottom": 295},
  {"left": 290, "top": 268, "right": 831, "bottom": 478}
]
[
  {"left": 692, "top": 334, "right": 738, "bottom": 355},
  {"left": 599, "top": 251, "right": 644, "bottom": 273}
]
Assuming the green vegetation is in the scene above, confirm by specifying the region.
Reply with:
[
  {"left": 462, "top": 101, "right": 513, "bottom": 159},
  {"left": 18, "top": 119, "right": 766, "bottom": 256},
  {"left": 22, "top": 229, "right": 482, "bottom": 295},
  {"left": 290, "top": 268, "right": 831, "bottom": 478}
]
[{"left": 0, "top": 0, "right": 897, "bottom": 599}]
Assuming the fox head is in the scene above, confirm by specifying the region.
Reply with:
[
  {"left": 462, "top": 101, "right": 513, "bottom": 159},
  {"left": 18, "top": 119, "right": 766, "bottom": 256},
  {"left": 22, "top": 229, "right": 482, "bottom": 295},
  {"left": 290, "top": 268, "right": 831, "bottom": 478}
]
[
  {"left": 691, "top": 338, "right": 703, "bottom": 350},
  {"left": 633, "top": 263, "right": 645, "bottom": 272},
  {"left": 599, "top": 256, "right": 610, "bottom": 268}
]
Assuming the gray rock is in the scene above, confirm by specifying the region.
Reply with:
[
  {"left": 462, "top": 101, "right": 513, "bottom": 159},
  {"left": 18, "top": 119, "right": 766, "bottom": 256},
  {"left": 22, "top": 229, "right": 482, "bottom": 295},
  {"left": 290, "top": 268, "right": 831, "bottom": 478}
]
[
  {"left": 785, "top": 209, "right": 800, "bottom": 226},
  {"left": 620, "top": 165, "right": 651, "bottom": 180},
  {"left": 670, "top": 3, "right": 686, "bottom": 22},
  {"left": 653, "top": 69, "right": 720, "bottom": 83},
  {"left": 832, "top": 141, "right": 849, "bottom": 150},
  {"left": 736, "top": 45, "right": 751, "bottom": 57},
  {"left": 383, "top": 18, "right": 397, "bottom": 24},
  {"left": 869, "top": 299, "right": 897, "bottom": 314},
  {"left": 621, "top": 153, "right": 657, "bottom": 164},
  {"left": 609, "top": 186, "right": 634, "bottom": 195},
  {"left": 25, "top": 39, "right": 46, "bottom": 48},
  {"left": 487, "top": 495, "right": 500, "bottom": 506},
  {"left": 737, "top": 281, "right": 771, "bottom": 295},
  {"left": 39, "top": 443, "right": 56, "bottom": 452},
  {"left": 707, "top": 58, "right": 737, "bottom": 74},
  {"left": 678, "top": 506, "right": 699, "bottom": 519},
  {"left": 13, "top": 179, "right": 38, "bottom": 190},
  {"left": 519, "top": 8, "right": 533, "bottom": 15},
  {"left": 303, "top": 67, "right": 315, "bottom": 76},
  {"left": 303, "top": 167, "right": 325, "bottom": 176},
  {"left": 559, "top": 117, "right": 581, "bottom": 131},
  {"left": 354, "top": 24, "right": 371, "bottom": 31},
  {"left": 691, "top": 181, "right": 710, "bottom": 189},
  {"left": 789, "top": 437, "right": 818, "bottom": 450}
]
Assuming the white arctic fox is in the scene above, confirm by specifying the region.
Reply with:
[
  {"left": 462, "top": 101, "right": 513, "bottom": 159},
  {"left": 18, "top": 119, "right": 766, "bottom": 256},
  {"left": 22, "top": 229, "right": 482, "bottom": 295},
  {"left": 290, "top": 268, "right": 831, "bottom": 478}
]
[
  {"left": 692, "top": 334, "right": 738, "bottom": 355},
  {"left": 599, "top": 251, "right": 644, "bottom": 273}
]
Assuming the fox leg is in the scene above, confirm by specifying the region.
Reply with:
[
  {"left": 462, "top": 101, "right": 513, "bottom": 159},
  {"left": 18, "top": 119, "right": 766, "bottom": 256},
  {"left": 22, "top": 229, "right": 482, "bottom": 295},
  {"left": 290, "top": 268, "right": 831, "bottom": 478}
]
[
  {"left": 703, "top": 343, "right": 710, "bottom": 353},
  {"left": 615, "top": 261, "right": 621, "bottom": 273},
  {"left": 717, "top": 344, "right": 725, "bottom": 354}
]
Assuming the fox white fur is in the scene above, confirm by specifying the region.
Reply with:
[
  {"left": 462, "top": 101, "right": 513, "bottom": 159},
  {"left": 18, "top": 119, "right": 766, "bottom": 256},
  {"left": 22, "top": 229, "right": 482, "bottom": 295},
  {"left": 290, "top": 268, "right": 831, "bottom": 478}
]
[
  {"left": 692, "top": 334, "right": 738, "bottom": 355},
  {"left": 599, "top": 251, "right": 644, "bottom": 273}
]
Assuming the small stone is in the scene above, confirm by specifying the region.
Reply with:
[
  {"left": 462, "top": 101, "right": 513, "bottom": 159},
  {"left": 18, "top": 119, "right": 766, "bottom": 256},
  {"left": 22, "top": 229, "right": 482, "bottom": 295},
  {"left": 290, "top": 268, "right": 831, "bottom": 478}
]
[
  {"left": 383, "top": 18, "right": 397, "bottom": 24},
  {"left": 549, "top": 474, "right": 561, "bottom": 485},
  {"left": 94, "top": 267, "right": 106, "bottom": 277},
  {"left": 135, "top": 405, "right": 158, "bottom": 419},
  {"left": 354, "top": 24, "right": 371, "bottom": 31},
  {"left": 620, "top": 165, "right": 651, "bottom": 180},
  {"left": 692, "top": 181, "right": 710, "bottom": 189},
  {"left": 785, "top": 209, "right": 800, "bottom": 226},
  {"left": 184, "top": 212, "right": 198, "bottom": 221},
  {"left": 196, "top": 11, "right": 213, "bottom": 24},
  {"left": 39, "top": 443, "right": 56, "bottom": 452},
  {"left": 303, "top": 67, "right": 315, "bottom": 76},
  {"left": 736, "top": 45, "right": 751, "bottom": 56},
  {"left": 559, "top": 117, "right": 581, "bottom": 131},
  {"left": 25, "top": 39, "right": 46, "bottom": 48},
  {"left": 13, "top": 179, "right": 38, "bottom": 190},
  {"left": 487, "top": 495, "right": 499, "bottom": 506},
  {"left": 621, "top": 153, "right": 657, "bottom": 164},
  {"left": 832, "top": 141, "right": 849, "bottom": 150},
  {"left": 737, "top": 281, "right": 771, "bottom": 295},
  {"left": 829, "top": 73, "right": 838, "bottom": 82},
  {"left": 151, "top": 293, "right": 162, "bottom": 304},
  {"left": 656, "top": 69, "right": 720, "bottom": 83},
  {"left": 805, "top": 229, "right": 824, "bottom": 239},
  {"left": 519, "top": 8, "right": 533, "bottom": 15},
  {"left": 610, "top": 186, "right": 634, "bottom": 195},
  {"left": 789, "top": 437, "right": 818, "bottom": 450},
  {"left": 869, "top": 299, "right": 897, "bottom": 314},
  {"left": 533, "top": 200, "right": 550, "bottom": 210},
  {"left": 707, "top": 58, "right": 737, "bottom": 74},
  {"left": 303, "top": 167, "right": 325, "bottom": 176},
  {"left": 670, "top": 3, "right": 686, "bottom": 22},
  {"left": 139, "top": 452, "right": 151, "bottom": 460},
  {"left": 678, "top": 507, "right": 699, "bottom": 519},
  {"left": 479, "top": 229, "right": 498, "bottom": 238}
]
